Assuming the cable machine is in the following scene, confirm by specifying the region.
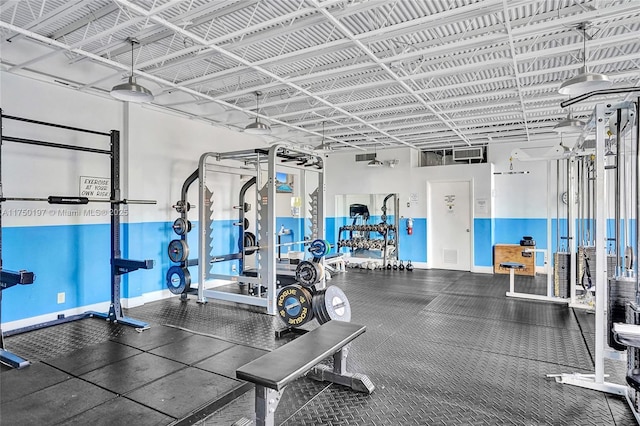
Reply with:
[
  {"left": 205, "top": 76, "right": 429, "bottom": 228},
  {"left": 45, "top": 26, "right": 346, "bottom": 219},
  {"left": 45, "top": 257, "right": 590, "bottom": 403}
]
[
  {"left": 549, "top": 91, "right": 640, "bottom": 421},
  {"left": 0, "top": 110, "right": 155, "bottom": 369},
  {"left": 167, "top": 145, "right": 326, "bottom": 316}
]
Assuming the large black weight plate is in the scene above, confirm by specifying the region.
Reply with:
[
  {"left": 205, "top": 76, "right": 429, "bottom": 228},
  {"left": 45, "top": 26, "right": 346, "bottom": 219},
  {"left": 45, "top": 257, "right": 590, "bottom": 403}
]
[
  {"left": 276, "top": 285, "right": 314, "bottom": 327},
  {"left": 312, "top": 290, "right": 330, "bottom": 324},
  {"left": 243, "top": 231, "right": 257, "bottom": 255},
  {"left": 168, "top": 239, "right": 189, "bottom": 262},
  {"left": 295, "top": 260, "right": 321, "bottom": 287},
  {"left": 166, "top": 265, "right": 191, "bottom": 294},
  {"left": 322, "top": 285, "right": 351, "bottom": 322}
]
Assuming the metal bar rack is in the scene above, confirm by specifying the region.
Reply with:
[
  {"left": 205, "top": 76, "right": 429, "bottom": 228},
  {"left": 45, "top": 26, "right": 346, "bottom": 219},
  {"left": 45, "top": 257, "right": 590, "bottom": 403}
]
[{"left": 0, "top": 110, "right": 155, "bottom": 368}]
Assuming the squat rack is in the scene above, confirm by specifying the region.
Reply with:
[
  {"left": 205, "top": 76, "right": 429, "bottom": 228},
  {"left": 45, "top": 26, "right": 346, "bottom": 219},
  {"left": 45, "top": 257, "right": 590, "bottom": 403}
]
[
  {"left": 0, "top": 110, "right": 155, "bottom": 369},
  {"left": 172, "top": 144, "right": 325, "bottom": 315}
]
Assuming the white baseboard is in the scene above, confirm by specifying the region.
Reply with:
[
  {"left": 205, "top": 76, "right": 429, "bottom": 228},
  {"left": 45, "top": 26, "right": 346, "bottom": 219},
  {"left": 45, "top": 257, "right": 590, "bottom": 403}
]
[
  {"left": 2, "top": 301, "right": 111, "bottom": 332},
  {"left": 2, "top": 279, "right": 249, "bottom": 332}
]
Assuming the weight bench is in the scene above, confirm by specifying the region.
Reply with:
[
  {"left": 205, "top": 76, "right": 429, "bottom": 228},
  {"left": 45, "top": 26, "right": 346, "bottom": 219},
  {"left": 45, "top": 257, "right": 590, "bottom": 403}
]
[
  {"left": 236, "top": 321, "right": 374, "bottom": 426},
  {"left": 500, "top": 261, "right": 526, "bottom": 298}
]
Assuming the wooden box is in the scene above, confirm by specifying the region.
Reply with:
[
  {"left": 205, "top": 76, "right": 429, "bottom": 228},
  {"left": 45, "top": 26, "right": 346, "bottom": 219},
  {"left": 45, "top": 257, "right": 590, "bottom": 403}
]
[{"left": 493, "top": 244, "right": 535, "bottom": 276}]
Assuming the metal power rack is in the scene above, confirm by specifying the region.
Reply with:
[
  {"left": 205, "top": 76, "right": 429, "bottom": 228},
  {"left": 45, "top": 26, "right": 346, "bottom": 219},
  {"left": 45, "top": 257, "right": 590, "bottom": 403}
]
[
  {"left": 0, "top": 110, "right": 155, "bottom": 369},
  {"left": 172, "top": 144, "right": 326, "bottom": 315}
]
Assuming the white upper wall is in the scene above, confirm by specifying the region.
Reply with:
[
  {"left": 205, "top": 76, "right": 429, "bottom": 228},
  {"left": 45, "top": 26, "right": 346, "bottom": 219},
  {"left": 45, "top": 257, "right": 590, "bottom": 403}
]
[
  {"left": 1, "top": 71, "right": 268, "bottom": 225},
  {"left": 324, "top": 147, "right": 494, "bottom": 219}
]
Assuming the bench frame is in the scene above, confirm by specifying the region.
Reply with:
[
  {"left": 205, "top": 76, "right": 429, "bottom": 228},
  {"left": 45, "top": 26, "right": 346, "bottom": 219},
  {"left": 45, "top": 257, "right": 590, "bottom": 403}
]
[{"left": 236, "top": 321, "right": 374, "bottom": 426}]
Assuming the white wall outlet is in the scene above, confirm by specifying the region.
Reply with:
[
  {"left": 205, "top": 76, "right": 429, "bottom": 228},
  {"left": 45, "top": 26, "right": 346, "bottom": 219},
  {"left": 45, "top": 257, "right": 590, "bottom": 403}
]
[
  {"left": 231, "top": 264, "right": 237, "bottom": 272},
  {"left": 57, "top": 292, "right": 65, "bottom": 304}
]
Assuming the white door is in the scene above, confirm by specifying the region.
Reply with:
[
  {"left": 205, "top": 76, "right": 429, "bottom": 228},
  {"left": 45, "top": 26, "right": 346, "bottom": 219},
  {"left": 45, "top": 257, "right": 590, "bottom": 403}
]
[{"left": 428, "top": 180, "right": 472, "bottom": 271}]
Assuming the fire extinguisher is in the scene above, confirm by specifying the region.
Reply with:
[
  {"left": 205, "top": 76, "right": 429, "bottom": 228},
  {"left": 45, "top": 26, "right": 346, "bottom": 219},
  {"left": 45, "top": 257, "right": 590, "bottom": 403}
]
[{"left": 406, "top": 217, "right": 413, "bottom": 235}]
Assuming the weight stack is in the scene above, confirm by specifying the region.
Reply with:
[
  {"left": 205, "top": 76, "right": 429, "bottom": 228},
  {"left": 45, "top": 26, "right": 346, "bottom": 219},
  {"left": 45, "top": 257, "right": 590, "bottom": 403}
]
[
  {"left": 554, "top": 252, "right": 570, "bottom": 297},
  {"left": 627, "top": 302, "right": 640, "bottom": 412},
  {"left": 578, "top": 246, "right": 617, "bottom": 281},
  {"left": 609, "top": 277, "right": 637, "bottom": 351}
]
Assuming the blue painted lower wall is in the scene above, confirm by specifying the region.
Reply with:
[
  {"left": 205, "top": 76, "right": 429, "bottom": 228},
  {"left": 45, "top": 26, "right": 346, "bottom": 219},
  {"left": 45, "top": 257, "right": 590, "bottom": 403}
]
[{"left": 4, "top": 216, "right": 633, "bottom": 324}]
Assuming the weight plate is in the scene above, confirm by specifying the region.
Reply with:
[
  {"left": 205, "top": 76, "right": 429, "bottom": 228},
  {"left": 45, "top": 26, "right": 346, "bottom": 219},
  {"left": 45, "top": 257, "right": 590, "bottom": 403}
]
[
  {"left": 295, "top": 260, "right": 321, "bottom": 287},
  {"left": 277, "top": 285, "right": 314, "bottom": 327},
  {"left": 317, "top": 262, "right": 325, "bottom": 281},
  {"left": 168, "top": 239, "right": 189, "bottom": 262},
  {"left": 323, "top": 285, "right": 351, "bottom": 322},
  {"left": 243, "top": 231, "right": 257, "bottom": 255},
  {"left": 312, "top": 290, "right": 329, "bottom": 324},
  {"left": 324, "top": 239, "right": 332, "bottom": 256},
  {"left": 166, "top": 265, "right": 191, "bottom": 295},
  {"left": 244, "top": 217, "right": 250, "bottom": 230},
  {"left": 309, "top": 239, "right": 328, "bottom": 258},
  {"left": 173, "top": 218, "right": 189, "bottom": 236}
]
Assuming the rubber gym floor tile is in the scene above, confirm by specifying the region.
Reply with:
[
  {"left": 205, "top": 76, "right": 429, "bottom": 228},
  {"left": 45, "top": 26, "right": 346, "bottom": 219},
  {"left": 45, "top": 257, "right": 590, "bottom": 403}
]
[
  {"left": 149, "top": 333, "right": 235, "bottom": 365},
  {"left": 349, "top": 335, "right": 614, "bottom": 425},
  {"left": 0, "top": 377, "right": 114, "bottom": 426},
  {"left": 126, "top": 298, "right": 285, "bottom": 351},
  {"left": 3, "top": 318, "right": 128, "bottom": 362},
  {"left": 200, "top": 378, "right": 331, "bottom": 426},
  {"left": 125, "top": 367, "right": 243, "bottom": 419},
  {"left": 194, "top": 344, "right": 268, "bottom": 379},
  {"left": 405, "top": 310, "right": 593, "bottom": 369},
  {"left": 109, "top": 324, "right": 193, "bottom": 351},
  {"left": 425, "top": 292, "right": 581, "bottom": 329},
  {"left": 79, "top": 352, "right": 185, "bottom": 395},
  {"left": 44, "top": 340, "right": 142, "bottom": 376},
  {"left": 57, "top": 396, "right": 174, "bottom": 426},
  {"left": 0, "top": 361, "right": 71, "bottom": 404}
]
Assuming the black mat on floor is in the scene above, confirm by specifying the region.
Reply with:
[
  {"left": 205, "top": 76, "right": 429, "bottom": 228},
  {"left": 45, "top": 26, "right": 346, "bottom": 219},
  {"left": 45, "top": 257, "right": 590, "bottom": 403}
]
[
  {"left": 0, "top": 378, "right": 115, "bottom": 425},
  {"left": 58, "top": 396, "right": 174, "bottom": 426},
  {"left": 1, "top": 269, "right": 635, "bottom": 425}
]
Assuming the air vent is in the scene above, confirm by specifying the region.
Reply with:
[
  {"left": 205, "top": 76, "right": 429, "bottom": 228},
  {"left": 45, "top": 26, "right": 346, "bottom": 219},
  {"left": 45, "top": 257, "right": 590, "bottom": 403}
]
[
  {"left": 453, "top": 147, "right": 483, "bottom": 161},
  {"left": 355, "top": 153, "right": 376, "bottom": 162}
]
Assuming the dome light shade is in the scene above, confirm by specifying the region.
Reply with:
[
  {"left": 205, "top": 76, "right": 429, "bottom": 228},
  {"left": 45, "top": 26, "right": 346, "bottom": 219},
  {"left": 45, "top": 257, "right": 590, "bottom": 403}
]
[
  {"left": 558, "top": 66, "right": 612, "bottom": 96},
  {"left": 367, "top": 157, "right": 383, "bottom": 167},
  {"left": 244, "top": 119, "right": 272, "bottom": 135},
  {"left": 110, "top": 75, "right": 154, "bottom": 102},
  {"left": 553, "top": 112, "right": 585, "bottom": 133}
]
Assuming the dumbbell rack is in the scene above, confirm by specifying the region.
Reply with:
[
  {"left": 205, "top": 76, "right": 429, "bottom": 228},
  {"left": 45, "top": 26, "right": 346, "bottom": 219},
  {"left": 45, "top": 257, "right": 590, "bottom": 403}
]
[{"left": 337, "top": 223, "right": 398, "bottom": 267}]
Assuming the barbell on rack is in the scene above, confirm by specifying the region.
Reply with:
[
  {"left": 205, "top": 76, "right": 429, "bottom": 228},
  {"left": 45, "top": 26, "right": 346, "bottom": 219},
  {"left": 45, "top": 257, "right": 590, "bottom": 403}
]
[{"left": 1, "top": 195, "right": 156, "bottom": 204}]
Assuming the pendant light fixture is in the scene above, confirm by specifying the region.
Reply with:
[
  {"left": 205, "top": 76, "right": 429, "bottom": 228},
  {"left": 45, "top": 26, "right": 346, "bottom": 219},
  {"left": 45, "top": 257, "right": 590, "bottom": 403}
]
[
  {"left": 316, "top": 121, "right": 333, "bottom": 150},
  {"left": 244, "top": 91, "right": 271, "bottom": 135},
  {"left": 553, "top": 111, "right": 585, "bottom": 134},
  {"left": 558, "top": 23, "right": 612, "bottom": 96},
  {"left": 110, "top": 38, "right": 154, "bottom": 103},
  {"left": 367, "top": 143, "right": 383, "bottom": 167}
]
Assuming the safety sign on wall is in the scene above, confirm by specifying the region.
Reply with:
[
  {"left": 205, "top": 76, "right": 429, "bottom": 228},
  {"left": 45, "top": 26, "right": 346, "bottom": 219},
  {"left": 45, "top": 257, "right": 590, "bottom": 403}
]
[
  {"left": 79, "top": 176, "right": 110, "bottom": 199},
  {"left": 444, "top": 194, "right": 456, "bottom": 213}
]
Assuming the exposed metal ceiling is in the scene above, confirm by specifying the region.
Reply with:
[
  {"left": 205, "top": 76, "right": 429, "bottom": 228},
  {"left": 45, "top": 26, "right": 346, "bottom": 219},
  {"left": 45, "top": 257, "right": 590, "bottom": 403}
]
[{"left": 1, "top": 0, "right": 639, "bottom": 152}]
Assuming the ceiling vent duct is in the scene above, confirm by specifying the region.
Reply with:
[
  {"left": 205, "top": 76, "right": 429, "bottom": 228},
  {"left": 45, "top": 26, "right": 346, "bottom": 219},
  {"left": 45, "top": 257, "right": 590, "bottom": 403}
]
[
  {"left": 453, "top": 147, "right": 484, "bottom": 161},
  {"left": 355, "top": 153, "right": 377, "bottom": 162}
]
